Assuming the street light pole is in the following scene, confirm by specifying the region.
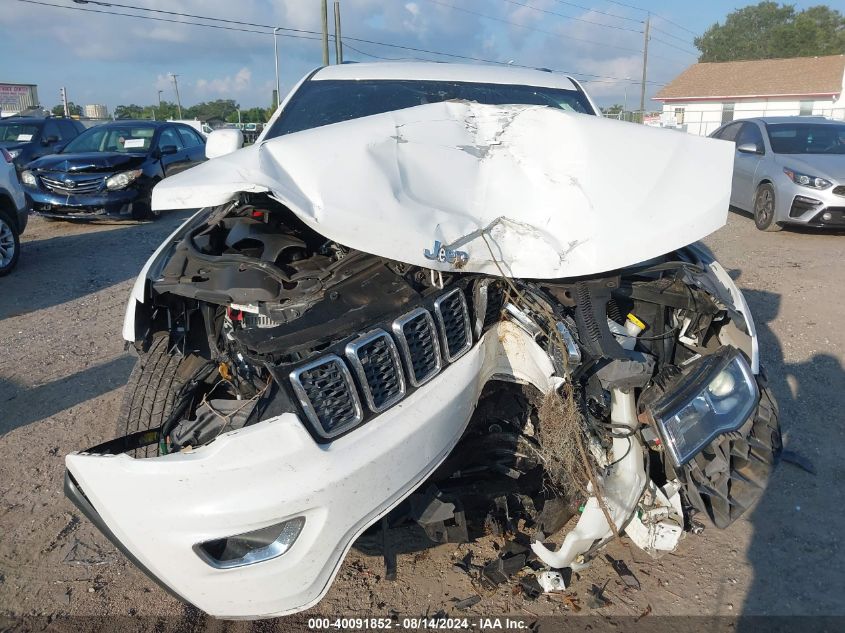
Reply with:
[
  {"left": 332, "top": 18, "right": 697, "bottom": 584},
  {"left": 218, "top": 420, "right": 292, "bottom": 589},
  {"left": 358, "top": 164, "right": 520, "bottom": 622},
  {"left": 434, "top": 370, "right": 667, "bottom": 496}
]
[
  {"left": 273, "top": 27, "right": 281, "bottom": 111},
  {"left": 169, "top": 73, "right": 183, "bottom": 119},
  {"left": 157, "top": 89, "right": 163, "bottom": 109}
]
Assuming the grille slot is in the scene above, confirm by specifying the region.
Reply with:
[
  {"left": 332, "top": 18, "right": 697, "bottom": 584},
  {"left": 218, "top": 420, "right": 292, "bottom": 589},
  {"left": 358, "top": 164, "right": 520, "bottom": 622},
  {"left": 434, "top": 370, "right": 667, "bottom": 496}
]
[
  {"left": 346, "top": 330, "right": 406, "bottom": 412},
  {"left": 289, "top": 355, "right": 363, "bottom": 438},
  {"left": 393, "top": 308, "right": 442, "bottom": 387},
  {"left": 434, "top": 288, "right": 472, "bottom": 362},
  {"left": 40, "top": 175, "right": 104, "bottom": 195}
]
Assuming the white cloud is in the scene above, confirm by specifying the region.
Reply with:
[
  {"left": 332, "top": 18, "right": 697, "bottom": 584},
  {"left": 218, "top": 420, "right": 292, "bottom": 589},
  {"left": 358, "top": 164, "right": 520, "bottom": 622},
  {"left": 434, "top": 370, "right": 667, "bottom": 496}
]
[{"left": 196, "top": 67, "right": 253, "bottom": 97}]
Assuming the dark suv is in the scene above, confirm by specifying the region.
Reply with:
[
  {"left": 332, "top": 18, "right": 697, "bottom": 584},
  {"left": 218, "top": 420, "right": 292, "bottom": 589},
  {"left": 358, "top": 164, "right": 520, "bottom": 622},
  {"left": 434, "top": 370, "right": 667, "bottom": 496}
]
[{"left": 0, "top": 116, "right": 86, "bottom": 171}]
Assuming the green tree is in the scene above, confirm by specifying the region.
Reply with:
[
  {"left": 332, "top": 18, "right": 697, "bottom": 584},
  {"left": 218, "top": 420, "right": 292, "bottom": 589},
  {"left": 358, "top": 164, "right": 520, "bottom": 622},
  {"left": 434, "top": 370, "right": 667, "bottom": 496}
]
[
  {"left": 51, "top": 102, "right": 82, "bottom": 116},
  {"left": 601, "top": 104, "right": 624, "bottom": 116},
  {"left": 694, "top": 2, "right": 845, "bottom": 62},
  {"left": 114, "top": 104, "right": 145, "bottom": 119}
]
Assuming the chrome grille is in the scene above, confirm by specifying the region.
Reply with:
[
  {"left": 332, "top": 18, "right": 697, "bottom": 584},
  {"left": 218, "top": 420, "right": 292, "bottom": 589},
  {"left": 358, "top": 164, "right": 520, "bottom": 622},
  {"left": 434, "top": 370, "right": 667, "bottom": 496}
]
[
  {"left": 40, "top": 175, "right": 104, "bottom": 195},
  {"left": 393, "top": 308, "right": 441, "bottom": 387},
  {"left": 434, "top": 288, "right": 472, "bottom": 361},
  {"left": 289, "top": 355, "right": 362, "bottom": 438},
  {"left": 346, "top": 330, "right": 405, "bottom": 412}
]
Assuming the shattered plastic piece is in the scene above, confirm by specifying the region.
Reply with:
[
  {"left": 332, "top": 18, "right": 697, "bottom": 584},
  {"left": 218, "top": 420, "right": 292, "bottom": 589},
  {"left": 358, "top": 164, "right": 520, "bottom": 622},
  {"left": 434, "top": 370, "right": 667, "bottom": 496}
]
[
  {"left": 604, "top": 554, "right": 640, "bottom": 590},
  {"left": 587, "top": 583, "right": 612, "bottom": 609},
  {"left": 409, "top": 485, "right": 469, "bottom": 544},
  {"left": 481, "top": 553, "right": 526, "bottom": 587},
  {"left": 537, "top": 570, "right": 567, "bottom": 592},
  {"left": 781, "top": 449, "right": 816, "bottom": 475},
  {"left": 520, "top": 575, "right": 543, "bottom": 600},
  {"left": 452, "top": 595, "right": 481, "bottom": 610}
]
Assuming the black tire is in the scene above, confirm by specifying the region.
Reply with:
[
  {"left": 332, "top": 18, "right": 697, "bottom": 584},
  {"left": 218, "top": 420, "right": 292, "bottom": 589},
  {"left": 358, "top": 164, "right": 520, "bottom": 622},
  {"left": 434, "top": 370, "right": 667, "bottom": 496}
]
[
  {"left": 116, "top": 334, "right": 206, "bottom": 457},
  {"left": 130, "top": 196, "right": 153, "bottom": 221},
  {"left": 0, "top": 209, "right": 21, "bottom": 276},
  {"left": 753, "top": 183, "right": 782, "bottom": 232}
]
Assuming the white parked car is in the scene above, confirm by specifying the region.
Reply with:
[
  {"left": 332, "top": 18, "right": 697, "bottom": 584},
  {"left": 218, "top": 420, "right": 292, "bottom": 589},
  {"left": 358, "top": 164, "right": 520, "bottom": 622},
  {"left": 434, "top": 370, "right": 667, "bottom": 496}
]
[
  {"left": 0, "top": 147, "right": 28, "bottom": 275},
  {"left": 65, "top": 63, "right": 781, "bottom": 618}
]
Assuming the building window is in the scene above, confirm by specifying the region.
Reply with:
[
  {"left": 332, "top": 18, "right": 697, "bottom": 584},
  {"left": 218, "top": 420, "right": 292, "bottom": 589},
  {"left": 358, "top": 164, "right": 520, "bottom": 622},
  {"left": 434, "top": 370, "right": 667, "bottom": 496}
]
[
  {"left": 721, "top": 102, "right": 735, "bottom": 124},
  {"left": 799, "top": 101, "right": 813, "bottom": 116},
  {"left": 674, "top": 107, "right": 685, "bottom": 125}
]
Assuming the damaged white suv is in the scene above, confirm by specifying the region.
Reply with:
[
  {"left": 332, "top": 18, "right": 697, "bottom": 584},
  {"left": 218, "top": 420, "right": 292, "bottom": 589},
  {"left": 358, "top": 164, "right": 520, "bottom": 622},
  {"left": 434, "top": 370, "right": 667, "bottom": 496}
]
[{"left": 65, "top": 63, "right": 781, "bottom": 618}]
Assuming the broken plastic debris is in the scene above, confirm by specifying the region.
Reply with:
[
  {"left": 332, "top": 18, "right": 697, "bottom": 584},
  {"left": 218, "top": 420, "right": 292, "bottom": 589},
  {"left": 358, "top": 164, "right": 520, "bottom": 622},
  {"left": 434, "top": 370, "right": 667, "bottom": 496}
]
[
  {"left": 781, "top": 449, "right": 816, "bottom": 475},
  {"left": 452, "top": 595, "right": 481, "bottom": 611},
  {"left": 605, "top": 554, "right": 640, "bottom": 590},
  {"left": 537, "top": 570, "right": 567, "bottom": 592}
]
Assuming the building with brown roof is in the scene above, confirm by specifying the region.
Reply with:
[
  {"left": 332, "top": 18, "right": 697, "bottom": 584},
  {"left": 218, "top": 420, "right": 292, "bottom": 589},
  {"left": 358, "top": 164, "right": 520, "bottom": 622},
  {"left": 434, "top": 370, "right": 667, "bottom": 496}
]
[{"left": 653, "top": 55, "right": 845, "bottom": 136}]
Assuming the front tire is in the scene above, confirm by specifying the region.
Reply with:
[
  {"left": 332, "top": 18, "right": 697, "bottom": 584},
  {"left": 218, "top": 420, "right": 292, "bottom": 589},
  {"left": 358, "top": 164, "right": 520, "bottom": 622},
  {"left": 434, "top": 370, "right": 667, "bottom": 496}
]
[
  {"left": 0, "top": 209, "right": 21, "bottom": 276},
  {"left": 116, "top": 334, "right": 207, "bottom": 457},
  {"left": 753, "top": 183, "right": 782, "bottom": 232}
]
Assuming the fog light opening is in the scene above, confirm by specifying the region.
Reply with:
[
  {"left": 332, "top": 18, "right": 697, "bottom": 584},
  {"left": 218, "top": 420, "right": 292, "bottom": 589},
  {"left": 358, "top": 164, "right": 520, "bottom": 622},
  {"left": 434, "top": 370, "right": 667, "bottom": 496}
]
[{"left": 195, "top": 516, "right": 305, "bottom": 569}]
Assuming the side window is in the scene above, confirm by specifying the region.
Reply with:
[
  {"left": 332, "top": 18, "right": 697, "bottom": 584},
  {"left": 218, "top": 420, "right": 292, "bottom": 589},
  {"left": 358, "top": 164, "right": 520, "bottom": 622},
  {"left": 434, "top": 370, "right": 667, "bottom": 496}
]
[
  {"left": 43, "top": 120, "right": 62, "bottom": 142},
  {"left": 158, "top": 127, "right": 184, "bottom": 151},
  {"left": 736, "top": 123, "right": 764, "bottom": 152},
  {"left": 178, "top": 127, "right": 203, "bottom": 148},
  {"left": 717, "top": 122, "right": 741, "bottom": 142}
]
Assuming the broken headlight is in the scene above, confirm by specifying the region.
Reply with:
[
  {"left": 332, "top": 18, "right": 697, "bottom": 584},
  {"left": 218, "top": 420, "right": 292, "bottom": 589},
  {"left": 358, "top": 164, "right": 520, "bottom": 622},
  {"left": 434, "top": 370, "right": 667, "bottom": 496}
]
[
  {"left": 194, "top": 516, "right": 305, "bottom": 569},
  {"left": 648, "top": 347, "right": 758, "bottom": 467}
]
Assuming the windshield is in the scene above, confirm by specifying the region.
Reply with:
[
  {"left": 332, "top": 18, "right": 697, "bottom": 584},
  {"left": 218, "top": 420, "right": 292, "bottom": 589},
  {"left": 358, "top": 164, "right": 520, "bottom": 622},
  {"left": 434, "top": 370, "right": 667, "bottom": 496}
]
[
  {"left": 63, "top": 125, "right": 156, "bottom": 154},
  {"left": 0, "top": 122, "right": 40, "bottom": 143},
  {"left": 266, "top": 79, "right": 594, "bottom": 139},
  {"left": 766, "top": 122, "right": 845, "bottom": 155}
]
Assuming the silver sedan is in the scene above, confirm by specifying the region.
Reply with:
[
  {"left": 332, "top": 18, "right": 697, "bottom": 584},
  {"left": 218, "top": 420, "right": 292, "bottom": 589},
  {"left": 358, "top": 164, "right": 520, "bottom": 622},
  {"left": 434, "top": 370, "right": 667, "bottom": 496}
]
[{"left": 710, "top": 116, "right": 845, "bottom": 231}]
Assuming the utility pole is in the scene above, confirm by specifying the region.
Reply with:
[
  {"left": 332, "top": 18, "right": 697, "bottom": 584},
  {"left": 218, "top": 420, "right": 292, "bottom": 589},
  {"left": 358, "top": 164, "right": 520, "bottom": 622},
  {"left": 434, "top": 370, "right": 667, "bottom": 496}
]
[
  {"left": 157, "top": 89, "right": 163, "bottom": 109},
  {"left": 170, "top": 73, "right": 183, "bottom": 119},
  {"left": 639, "top": 13, "right": 650, "bottom": 119},
  {"left": 334, "top": 1, "right": 343, "bottom": 64},
  {"left": 273, "top": 27, "right": 281, "bottom": 111},
  {"left": 59, "top": 87, "right": 69, "bottom": 117},
  {"left": 321, "top": 0, "right": 330, "bottom": 66}
]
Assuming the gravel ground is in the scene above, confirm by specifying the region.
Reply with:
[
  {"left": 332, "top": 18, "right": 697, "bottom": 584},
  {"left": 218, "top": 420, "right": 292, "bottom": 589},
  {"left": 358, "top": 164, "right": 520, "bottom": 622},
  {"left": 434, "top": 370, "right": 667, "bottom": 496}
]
[{"left": 0, "top": 211, "right": 842, "bottom": 630}]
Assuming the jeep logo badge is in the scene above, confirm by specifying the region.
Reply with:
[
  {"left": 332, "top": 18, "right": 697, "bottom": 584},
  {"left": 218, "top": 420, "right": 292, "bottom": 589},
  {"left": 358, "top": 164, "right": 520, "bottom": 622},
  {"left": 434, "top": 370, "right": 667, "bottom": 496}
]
[{"left": 423, "top": 240, "right": 469, "bottom": 266}]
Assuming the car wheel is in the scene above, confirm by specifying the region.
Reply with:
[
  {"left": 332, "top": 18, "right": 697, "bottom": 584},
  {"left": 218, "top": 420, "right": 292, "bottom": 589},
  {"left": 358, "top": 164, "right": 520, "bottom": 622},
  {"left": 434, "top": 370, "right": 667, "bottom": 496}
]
[
  {"left": 116, "top": 334, "right": 209, "bottom": 457},
  {"left": 753, "top": 183, "right": 782, "bottom": 232},
  {"left": 0, "top": 210, "right": 21, "bottom": 276}
]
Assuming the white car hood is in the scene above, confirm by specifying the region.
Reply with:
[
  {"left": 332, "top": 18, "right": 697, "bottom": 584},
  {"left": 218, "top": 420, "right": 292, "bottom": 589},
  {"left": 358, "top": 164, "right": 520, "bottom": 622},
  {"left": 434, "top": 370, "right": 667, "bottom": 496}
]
[{"left": 153, "top": 102, "right": 734, "bottom": 278}]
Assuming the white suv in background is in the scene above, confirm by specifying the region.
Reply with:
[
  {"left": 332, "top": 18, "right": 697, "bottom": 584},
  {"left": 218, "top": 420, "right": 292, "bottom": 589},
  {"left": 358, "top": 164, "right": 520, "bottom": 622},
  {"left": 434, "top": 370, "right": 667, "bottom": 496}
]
[{"left": 0, "top": 148, "right": 28, "bottom": 275}]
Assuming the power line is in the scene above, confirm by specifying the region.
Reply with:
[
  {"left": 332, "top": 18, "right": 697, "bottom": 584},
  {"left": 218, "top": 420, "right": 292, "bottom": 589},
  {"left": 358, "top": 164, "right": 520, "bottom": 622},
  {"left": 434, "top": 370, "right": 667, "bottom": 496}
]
[
  {"left": 549, "top": 0, "right": 643, "bottom": 24},
  {"left": 15, "top": 0, "right": 324, "bottom": 41},
  {"left": 500, "top": 0, "right": 644, "bottom": 33},
  {"left": 425, "top": 0, "right": 647, "bottom": 55},
  {"left": 651, "top": 25, "right": 695, "bottom": 46},
  {"left": 649, "top": 36, "right": 698, "bottom": 57},
  {"left": 17, "top": 0, "right": 667, "bottom": 87},
  {"left": 601, "top": 0, "right": 699, "bottom": 36}
]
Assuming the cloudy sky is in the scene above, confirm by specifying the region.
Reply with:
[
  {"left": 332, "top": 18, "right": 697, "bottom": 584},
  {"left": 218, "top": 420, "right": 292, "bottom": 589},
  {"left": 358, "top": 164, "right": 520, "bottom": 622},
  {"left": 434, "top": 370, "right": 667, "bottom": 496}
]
[{"left": 0, "top": 0, "right": 810, "bottom": 112}]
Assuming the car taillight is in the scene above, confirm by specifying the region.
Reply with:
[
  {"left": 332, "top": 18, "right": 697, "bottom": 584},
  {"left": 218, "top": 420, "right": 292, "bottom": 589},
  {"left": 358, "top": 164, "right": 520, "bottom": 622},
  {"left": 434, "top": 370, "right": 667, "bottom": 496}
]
[{"left": 0, "top": 148, "right": 12, "bottom": 163}]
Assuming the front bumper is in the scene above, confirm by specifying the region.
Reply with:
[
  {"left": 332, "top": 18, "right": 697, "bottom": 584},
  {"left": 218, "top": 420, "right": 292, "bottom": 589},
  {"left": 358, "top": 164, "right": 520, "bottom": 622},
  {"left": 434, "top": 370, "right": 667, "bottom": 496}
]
[
  {"left": 777, "top": 183, "right": 845, "bottom": 228},
  {"left": 65, "top": 324, "right": 559, "bottom": 618},
  {"left": 27, "top": 188, "right": 141, "bottom": 218}
]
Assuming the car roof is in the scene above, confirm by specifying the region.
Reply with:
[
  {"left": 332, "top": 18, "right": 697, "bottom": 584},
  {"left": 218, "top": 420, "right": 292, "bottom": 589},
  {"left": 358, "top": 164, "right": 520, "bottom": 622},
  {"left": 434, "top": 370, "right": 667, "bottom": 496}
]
[
  {"left": 741, "top": 116, "right": 835, "bottom": 125},
  {"left": 311, "top": 61, "right": 582, "bottom": 91},
  {"left": 103, "top": 120, "right": 171, "bottom": 127}
]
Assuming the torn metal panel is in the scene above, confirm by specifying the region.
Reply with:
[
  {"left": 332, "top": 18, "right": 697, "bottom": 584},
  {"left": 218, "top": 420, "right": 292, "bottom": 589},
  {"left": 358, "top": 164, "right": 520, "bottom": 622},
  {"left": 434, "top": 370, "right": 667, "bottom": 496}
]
[{"left": 153, "top": 101, "right": 734, "bottom": 278}]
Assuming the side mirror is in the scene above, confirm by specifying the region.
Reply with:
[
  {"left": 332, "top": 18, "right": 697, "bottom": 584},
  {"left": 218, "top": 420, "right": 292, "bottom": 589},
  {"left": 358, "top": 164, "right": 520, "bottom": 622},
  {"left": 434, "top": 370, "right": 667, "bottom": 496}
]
[
  {"left": 158, "top": 145, "right": 179, "bottom": 156},
  {"left": 737, "top": 142, "right": 763, "bottom": 155},
  {"left": 42, "top": 135, "right": 59, "bottom": 146},
  {"left": 205, "top": 128, "right": 244, "bottom": 159}
]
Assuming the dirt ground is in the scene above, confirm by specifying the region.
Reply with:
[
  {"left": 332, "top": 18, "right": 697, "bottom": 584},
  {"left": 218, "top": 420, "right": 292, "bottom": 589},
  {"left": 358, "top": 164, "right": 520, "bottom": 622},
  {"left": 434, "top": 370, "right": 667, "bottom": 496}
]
[{"left": 0, "top": 211, "right": 843, "bottom": 629}]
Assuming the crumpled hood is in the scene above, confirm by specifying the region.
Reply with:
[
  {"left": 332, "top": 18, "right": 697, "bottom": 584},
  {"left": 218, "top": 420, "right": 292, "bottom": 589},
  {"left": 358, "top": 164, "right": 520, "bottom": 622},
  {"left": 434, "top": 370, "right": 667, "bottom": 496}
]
[
  {"left": 153, "top": 102, "right": 734, "bottom": 278},
  {"left": 29, "top": 152, "right": 146, "bottom": 173}
]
